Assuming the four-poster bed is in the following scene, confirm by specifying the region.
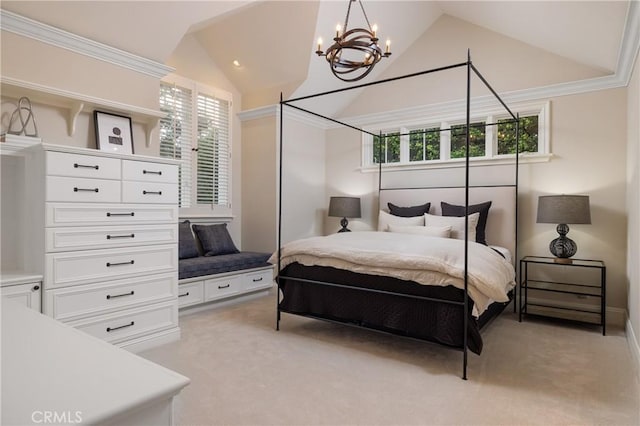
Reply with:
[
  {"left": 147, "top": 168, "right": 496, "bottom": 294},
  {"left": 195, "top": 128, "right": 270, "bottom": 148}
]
[{"left": 273, "top": 52, "right": 520, "bottom": 379}]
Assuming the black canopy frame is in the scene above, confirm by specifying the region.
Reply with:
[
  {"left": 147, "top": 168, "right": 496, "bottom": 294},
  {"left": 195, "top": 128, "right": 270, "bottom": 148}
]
[{"left": 276, "top": 51, "right": 520, "bottom": 379}]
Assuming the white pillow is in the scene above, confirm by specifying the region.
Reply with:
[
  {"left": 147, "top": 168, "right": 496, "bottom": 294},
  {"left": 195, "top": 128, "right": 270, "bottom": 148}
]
[
  {"left": 377, "top": 210, "right": 424, "bottom": 231},
  {"left": 388, "top": 225, "right": 452, "bottom": 238},
  {"left": 424, "top": 212, "right": 480, "bottom": 241}
]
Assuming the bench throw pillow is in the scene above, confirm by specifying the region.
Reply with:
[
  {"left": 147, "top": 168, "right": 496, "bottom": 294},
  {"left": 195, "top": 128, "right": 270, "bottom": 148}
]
[
  {"left": 193, "top": 223, "right": 239, "bottom": 256},
  {"left": 179, "top": 220, "right": 200, "bottom": 259}
]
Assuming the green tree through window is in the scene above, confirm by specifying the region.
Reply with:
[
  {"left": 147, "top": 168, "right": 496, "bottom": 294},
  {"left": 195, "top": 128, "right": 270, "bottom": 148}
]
[
  {"left": 409, "top": 128, "right": 440, "bottom": 161},
  {"left": 450, "top": 122, "right": 485, "bottom": 158},
  {"left": 373, "top": 132, "right": 400, "bottom": 163},
  {"left": 497, "top": 116, "right": 538, "bottom": 154}
]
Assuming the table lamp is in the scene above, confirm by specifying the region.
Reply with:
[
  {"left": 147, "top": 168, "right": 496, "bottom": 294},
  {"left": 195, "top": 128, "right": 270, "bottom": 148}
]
[
  {"left": 328, "top": 196, "right": 361, "bottom": 232},
  {"left": 536, "top": 194, "right": 591, "bottom": 263}
]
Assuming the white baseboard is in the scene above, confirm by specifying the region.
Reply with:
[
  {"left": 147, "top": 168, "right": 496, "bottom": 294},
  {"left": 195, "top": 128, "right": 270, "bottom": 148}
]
[
  {"left": 179, "top": 289, "right": 271, "bottom": 317},
  {"left": 626, "top": 318, "right": 640, "bottom": 379}
]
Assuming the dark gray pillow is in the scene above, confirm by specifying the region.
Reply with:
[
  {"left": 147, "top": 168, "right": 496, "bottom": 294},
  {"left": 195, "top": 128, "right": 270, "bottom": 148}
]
[
  {"left": 388, "top": 202, "right": 431, "bottom": 217},
  {"left": 179, "top": 220, "right": 200, "bottom": 259},
  {"left": 192, "top": 223, "right": 239, "bottom": 256},
  {"left": 441, "top": 201, "right": 492, "bottom": 245}
]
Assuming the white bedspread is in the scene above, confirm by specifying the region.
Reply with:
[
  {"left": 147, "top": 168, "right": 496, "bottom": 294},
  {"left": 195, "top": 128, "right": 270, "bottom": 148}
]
[{"left": 269, "top": 231, "right": 516, "bottom": 316}]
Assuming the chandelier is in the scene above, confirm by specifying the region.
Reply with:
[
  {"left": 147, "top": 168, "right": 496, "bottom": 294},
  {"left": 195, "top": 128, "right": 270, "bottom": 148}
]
[{"left": 315, "top": 0, "right": 391, "bottom": 82}]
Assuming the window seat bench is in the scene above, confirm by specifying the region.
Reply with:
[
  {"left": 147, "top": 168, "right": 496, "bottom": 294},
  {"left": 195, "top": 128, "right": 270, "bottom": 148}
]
[{"left": 178, "top": 221, "right": 274, "bottom": 310}]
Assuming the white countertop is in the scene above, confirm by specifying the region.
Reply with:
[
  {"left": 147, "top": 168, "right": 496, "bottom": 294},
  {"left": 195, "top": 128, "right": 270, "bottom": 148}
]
[
  {"left": 1, "top": 299, "right": 190, "bottom": 425},
  {"left": 0, "top": 271, "right": 43, "bottom": 286}
]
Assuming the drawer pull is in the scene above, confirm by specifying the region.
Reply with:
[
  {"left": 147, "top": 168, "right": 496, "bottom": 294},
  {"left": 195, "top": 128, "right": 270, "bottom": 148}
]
[
  {"left": 218, "top": 284, "right": 230, "bottom": 289},
  {"left": 106, "top": 234, "right": 135, "bottom": 240},
  {"left": 106, "top": 290, "right": 135, "bottom": 300},
  {"left": 143, "top": 170, "right": 163, "bottom": 175},
  {"left": 107, "top": 212, "right": 135, "bottom": 217},
  {"left": 106, "top": 321, "right": 135, "bottom": 332},
  {"left": 106, "top": 260, "right": 135, "bottom": 267},
  {"left": 142, "top": 190, "right": 162, "bottom": 195},
  {"left": 32, "top": 285, "right": 40, "bottom": 291},
  {"left": 74, "top": 163, "right": 99, "bottom": 170},
  {"left": 252, "top": 277, "right": 263, "bottom": 282},
  {"left": 178, "top": 292, "right": 190, "bottom": 298},
  {"left": 74, "top": 187, "right": 99, "bottom": 193}
]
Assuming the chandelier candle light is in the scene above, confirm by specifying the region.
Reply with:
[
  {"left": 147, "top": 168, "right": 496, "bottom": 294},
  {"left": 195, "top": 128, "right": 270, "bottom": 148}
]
[{"left": 316, "top": 0, "right": 391, "bottom": 82}]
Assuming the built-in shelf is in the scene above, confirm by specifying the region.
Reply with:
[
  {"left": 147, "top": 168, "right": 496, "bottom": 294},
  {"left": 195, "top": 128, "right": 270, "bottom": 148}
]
[{"left": 1, "top": 77, "right": 164, "bottom": 147}]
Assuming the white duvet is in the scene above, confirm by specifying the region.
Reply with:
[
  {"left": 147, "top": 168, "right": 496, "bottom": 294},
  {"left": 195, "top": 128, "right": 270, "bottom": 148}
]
[{"left": 269, "top": 231, "right": 516, "bottom": 316}]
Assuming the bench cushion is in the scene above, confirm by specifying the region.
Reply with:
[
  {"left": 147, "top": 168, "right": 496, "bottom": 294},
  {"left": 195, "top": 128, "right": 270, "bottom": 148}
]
[{"left": 179, "top": 252, "right": 271, "bottom": 280}]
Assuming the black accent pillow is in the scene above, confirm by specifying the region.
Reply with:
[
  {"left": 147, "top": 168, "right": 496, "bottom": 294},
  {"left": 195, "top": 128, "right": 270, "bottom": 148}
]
[
  {"left": 441, "top": 201, "right": 492, "bottom": 245},
  {"left": 192, "top": 223, "right": 239, "bottom": 256},
  {"left": 178, "top": 220, "right": 200, "bottom": 259},
  {"left": 387, "top": 202, "right": 431, "bottom": 217}
]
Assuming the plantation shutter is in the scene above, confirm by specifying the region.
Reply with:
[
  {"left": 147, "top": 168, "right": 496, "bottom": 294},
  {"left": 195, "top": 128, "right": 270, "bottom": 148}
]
[
  {"left": 196, "top": 93, "right": 230, "bottom": 207},
  {"left": 159, "top": 82, "right": 193, "bottom": 208}
]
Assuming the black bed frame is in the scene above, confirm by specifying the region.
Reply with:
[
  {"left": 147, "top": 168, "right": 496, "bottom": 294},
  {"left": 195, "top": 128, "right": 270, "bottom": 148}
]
[{"left": 275, "top": 51, "right": 520, "bottom": 379}]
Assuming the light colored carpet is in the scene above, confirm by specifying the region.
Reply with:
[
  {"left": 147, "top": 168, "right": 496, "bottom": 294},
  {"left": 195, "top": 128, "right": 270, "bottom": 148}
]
[{"left": 141, "top": 291, "right": 640, "bottom": 426}]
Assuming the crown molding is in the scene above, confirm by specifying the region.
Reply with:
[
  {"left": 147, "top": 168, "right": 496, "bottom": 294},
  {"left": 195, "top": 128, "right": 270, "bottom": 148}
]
[
  {"left": 0, "top": 10, "right": 174, "bottom": 79},
  {"left": 237, "top": 104, "right": 331, "bottom": 129}
]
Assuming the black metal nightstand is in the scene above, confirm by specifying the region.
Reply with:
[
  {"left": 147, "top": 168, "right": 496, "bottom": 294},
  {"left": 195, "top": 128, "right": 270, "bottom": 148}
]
[{"left": 519, "top": 256, "right": 606, "bottom": 335}]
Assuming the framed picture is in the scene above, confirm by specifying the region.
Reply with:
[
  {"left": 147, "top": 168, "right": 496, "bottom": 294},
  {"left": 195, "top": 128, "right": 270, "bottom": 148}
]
[{"left": 94, "top": 110, "right": 134, "bottom": 154}]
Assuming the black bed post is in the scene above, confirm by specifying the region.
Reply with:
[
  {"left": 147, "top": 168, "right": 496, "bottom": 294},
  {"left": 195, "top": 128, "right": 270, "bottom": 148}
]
[
  {"left": 378, "top": 131, "right": 383, "bottom": 209},
  {"left": 462, "top": 50, "right": 471, "bottom": 381},
  {"left": 277, "top": 92, "right": 284, "bottom": 331},
  {"left": 514, "top": 113, "right": 520, "bottom": 313}
]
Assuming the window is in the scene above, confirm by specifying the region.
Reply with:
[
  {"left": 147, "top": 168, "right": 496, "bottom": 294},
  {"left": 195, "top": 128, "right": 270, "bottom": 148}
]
[
  {"left": 159, "top": 75, "right": 232, "bottom": 214},
  {"left": 363, "top": 102, "right": 548, "bottom": 168}
]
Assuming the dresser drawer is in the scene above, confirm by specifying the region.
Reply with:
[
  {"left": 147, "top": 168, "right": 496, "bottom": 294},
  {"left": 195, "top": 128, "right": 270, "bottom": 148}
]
[
  {"left": 122, "top": 181, "right": 178, "bottom": 204},
  {"left": 1, "top": 282, "right": 41, "bottom": 312},
  {"left": 177, "top": 281, "right": 204, "bottom": 308},
  {"left": 68, "top": 301, "right": 178, "bottom": 344},
  {"left": 204, "top": 275, "right": 242, "bottom": 301},
  {"left": 47, "top": 176, "right": 121, "bottom": 203},
  {"left": 46, "top": 224, "right": 178, "bottom": 252},
  {"left": 45, "top": 244, "right": 178, "bottom": 288},
  {"left": 46, "top": 203, "right": 179, "bottom": 227},
  {"left": 244, "top": 268, "right": 274, "bottom": 292},
  {"left": 122, "top": 160, "right": 178, "bottom": 184},
  {"left": 44, "top": 273, "right": 177, "bottom": 321},
  {"left": 46, "top": 151, "right": 121, "bottom": 180}
]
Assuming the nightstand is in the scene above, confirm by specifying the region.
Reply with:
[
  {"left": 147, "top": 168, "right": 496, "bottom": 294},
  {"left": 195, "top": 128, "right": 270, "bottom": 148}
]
[{"left": 519, "top": 256, "right": 606, "bottom": 335}]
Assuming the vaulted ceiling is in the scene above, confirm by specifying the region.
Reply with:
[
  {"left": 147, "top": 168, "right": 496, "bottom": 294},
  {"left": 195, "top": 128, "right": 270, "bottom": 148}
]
[{"left": 1, "top": 1, "right": 632, "bottom": 110}]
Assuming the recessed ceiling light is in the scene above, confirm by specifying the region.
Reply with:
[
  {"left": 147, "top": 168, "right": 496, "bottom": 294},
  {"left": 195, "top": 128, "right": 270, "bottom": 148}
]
[{"left": 233, "top": 60, "right": 241, "bottom": 67}]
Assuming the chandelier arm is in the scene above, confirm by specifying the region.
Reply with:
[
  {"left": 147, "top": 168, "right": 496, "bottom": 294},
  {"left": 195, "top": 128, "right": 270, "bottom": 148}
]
[
  {"left": 357, "top": 0, "right": 374, "bottom": 31},
  {"left": 343, "top": 0, "right": 354, "bottom": 32}
]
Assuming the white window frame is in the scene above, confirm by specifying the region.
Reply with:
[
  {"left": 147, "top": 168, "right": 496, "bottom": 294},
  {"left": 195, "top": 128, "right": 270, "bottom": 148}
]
[
  {"left": 160, "top": 73, "right": 233, "bottom": 216},
  {"left": 362, "top": 101, "right": 550, "bottom": 171}
]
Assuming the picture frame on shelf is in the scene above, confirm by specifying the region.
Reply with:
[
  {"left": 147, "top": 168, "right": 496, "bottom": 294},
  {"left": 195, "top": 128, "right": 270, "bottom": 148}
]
[{"left": 94, "top": 110, "right": 134, "bottom": 154}]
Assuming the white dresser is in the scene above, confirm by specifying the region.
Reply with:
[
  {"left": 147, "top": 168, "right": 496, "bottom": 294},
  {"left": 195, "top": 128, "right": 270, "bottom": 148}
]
[{"left": 24, "top": 143, "right": 181, "bottom": 352}]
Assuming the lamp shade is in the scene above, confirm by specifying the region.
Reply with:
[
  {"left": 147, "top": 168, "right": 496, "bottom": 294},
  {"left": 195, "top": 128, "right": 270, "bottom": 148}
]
[
  {"left": 328, "top": 196, "right": 361, "bottom": 218},
  {"left": 536, "top": 195, "right": 591, "bottom": 225}
]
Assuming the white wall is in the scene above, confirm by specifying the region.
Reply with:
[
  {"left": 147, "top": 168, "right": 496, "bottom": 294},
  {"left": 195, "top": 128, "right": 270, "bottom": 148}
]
[{"left": 627, "top": 51, "right": 640, "bottom": 367}]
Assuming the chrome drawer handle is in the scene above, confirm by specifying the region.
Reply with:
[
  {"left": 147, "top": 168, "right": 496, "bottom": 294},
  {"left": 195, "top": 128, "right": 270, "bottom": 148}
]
[
  {"left": 142, "top": 190, "right": 162, "bottom": 195},
  {"left": 74, "top": 163, "right": 99, "bottom": 170},
  {"left": 143, "top": 170, "right": 162, "bottom": 175},
  {"left": 106, "top": 290, "right": 135, "bottom": 300},
  {"left": 218, "top": 284, "right": 230, "bottom": 289},
  {"left": 252, "top": 277, "right": 263, "bottom": 282},
  {"left": 106, "top": 234, "right": 135, "bottom": 240},
  {"left": 107, "top": 212, "right": 135, "bottom": 217},
  {"left": 178, "top": 292, "right": 190, "bottom": 298},
  {"left": 106, "top": 260, "right": 135, "bottom": 267},
  {"left": 74, "top": 187, "right": 99, "bottom": 193},
  {"left": 106, "top": 321, "right": 134, "bottom": 332}
]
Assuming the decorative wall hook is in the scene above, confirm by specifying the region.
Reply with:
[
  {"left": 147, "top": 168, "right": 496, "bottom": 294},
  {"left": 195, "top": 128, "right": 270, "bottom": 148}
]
[{"left": 8, "top": 97, "right": 38, "bottom": 137}]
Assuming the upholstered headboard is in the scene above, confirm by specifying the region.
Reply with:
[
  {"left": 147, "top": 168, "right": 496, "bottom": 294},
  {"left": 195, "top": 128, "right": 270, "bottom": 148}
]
[{"left": 379, "top": 185, "right": 517, "bottom": 263}]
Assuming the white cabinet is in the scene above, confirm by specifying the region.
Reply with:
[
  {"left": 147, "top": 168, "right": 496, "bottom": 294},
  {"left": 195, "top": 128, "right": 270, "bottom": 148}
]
[
  {"left": 0, "top": 274, "right": 42, "bottom": 312},
  {"left": 21, "top": 144, "right": 181, "bottom": 352}
]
